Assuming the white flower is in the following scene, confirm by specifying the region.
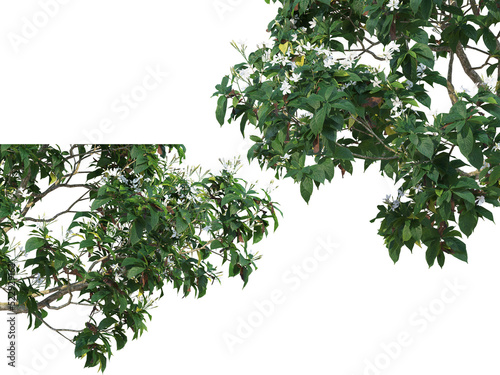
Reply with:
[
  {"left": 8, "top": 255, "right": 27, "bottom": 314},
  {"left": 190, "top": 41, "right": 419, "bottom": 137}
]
[
  {"left": 300, "top": 27, "right": 307, "bottom": 32},
  {"left": 475, "top": 195, "right": 486, "bottom": 206},
  {"left": 492, "top": 143, "right": 500, "bottom": 151},
  {"left": 415, "top": 184, "right": 423, "bottom": 193},
  {"left": 290, "top": 18, "right": 297, "bottom": 27},
  {"left": 118, "top": 175, "right": 128, "bottom": 184},
  {"left": 10, "top": 212, "right": 21, "bottom": 225},
  {"left": 33, "top": 273, "right": 43, "bottom": 286},
  {"left": 262, "top": 50, "right": 271, "bottom": 63},
  {"left": 309, "top": 19, "right": 317, "bottom": 29},
  {"left": 391, "top": 97, "right": 403, "bottom": 116},
  {"left": 302, "top": 41, "right": 314, "bottom": 51},
  {"left": 297, "top": 109, "right": 313, "bottom": 119},
  {"left": 340, "top": 53, "right": 357, "bottom": 69},
  {"left": 239, "top": 67, "right": 252, "bottom": 81},
  {"left": 291, "top": 34, "right": 298, "bottom": 42},
  {"left": 202, "top": 225, "right": 212, "bottom": 232},
  {"left": 379, "top": 41, "right": 399, "bottom": 61},
  {"left": 281, "top": 80, "right": 292, "bottom": 95},
  {"left": 387, "top": 0, "right": 400, "bottom": 11},
  {"left": 417, "top": 63, "right": 427, "bottom": 79},
  {"left": 289, "top": 72, "right": 302, "bottom": 83},
  {"left": 323, "top": 56, "right": 336, "bottom": 68},
  {"left": 373, "top": 76, "right": 382, "bottom": 88},
  {"left": 406, "top": 80, "right": 414, "bottom": 90}
]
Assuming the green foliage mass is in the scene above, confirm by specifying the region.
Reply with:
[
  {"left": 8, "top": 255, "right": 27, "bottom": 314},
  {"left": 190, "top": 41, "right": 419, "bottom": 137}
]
[
  {"left": 215, "top": 0, "right": 500, "bottom": 267},
  {"left": 0, "top": 145, "right": 279, "bottom": 371}
]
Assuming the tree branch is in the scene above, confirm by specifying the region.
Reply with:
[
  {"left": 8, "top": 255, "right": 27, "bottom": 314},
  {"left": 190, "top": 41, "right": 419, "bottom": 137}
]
[
  {"left": 447, "top": 52, "right": 458, "bottom": 104},
  {"left": 0, "top": 281, "right": 88, "bottom": 313},
  {"left": 455, "top": 42, "right": 486, "bottom": 88}
]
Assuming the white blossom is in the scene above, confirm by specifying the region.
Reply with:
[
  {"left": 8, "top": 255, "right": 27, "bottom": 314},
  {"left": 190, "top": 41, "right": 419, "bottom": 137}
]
[
  {"left": 239, "top": 67, "right": 252, "bottom": 81},
  {"left": 10, "top": 212, "right": 22, "bottom": 225},
  {"left": 323, "top": 56, "right": 336, "bottom": 68},
  {"left": 493, "top": 143, "right": 500, "bottom": 152},
  {"left": 340, "top": 53, "right": 357, "bottom": 69},
  {"left": 417, "top": 63, "right": 427, "bottom": 79},
  {"left": 475, "top": 195, "right": 485, "bottom": 206},
  {"left": 387, "top": 0, "right": 400, "bottom": 11},
  {"left": 289, "top": 72, "right": 302, "bottom": 83},
  {"left": 281, "top": 80, "right": 292, "bottom": 95},
  {"left": 302, "top": 41, "right": 314, "bottom": 51},
  {"left": 373, "top": 76, "right": 382, "bottom": 88},
  {"left": 309, "top": 19, "right": 317, "bottom": 29},
  {"left": 391, "top": 97, "right": 404, "bottom": 117},
  {"left": 379, "top": 41, "right": 399, "bottom": 61}
]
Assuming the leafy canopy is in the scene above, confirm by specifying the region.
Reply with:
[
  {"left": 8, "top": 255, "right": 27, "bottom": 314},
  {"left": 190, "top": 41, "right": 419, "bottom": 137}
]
[
  {"left": 215, "top": 0, "right": 500, "bottom": 267},
  {"left": 0, "top": 144, "right": 279, "bottom": 371}
]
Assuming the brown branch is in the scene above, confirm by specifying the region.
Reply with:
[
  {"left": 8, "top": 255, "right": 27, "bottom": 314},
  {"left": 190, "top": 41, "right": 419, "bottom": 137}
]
[
  {"left": 0, "top": 281, "right": 88, "bottom": 314},
  {"left": 334, "top": 142, "right": 399, "bottom": 160},
  {"left": 447, "top": 52, "right": 458, "bottom": 104},
  {"left": 455, "top": 42, "right": 486, "bottom": 88}
]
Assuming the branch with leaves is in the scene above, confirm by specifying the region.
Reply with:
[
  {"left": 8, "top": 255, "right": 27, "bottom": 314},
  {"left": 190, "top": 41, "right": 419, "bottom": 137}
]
[
  {"left": 215, "top": 0, "right": 500, "bottom": 268},
  {"left": 0, "top": 144, "right": 280, "bottom": 371}
]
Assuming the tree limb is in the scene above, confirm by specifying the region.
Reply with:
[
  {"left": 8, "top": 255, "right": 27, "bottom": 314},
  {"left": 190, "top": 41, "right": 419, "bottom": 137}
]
[{"left": 0, "top": 281, "right": 88, "bottom": 314}]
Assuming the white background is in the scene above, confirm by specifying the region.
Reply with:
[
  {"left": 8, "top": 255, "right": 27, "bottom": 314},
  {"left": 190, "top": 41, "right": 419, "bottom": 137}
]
[{"left": 1, "top": 1, "right": 499, "bottom": 374}]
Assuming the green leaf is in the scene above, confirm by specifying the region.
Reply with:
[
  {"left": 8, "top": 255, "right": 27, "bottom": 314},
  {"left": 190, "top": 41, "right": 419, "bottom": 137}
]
[
  {"left": 389, "top": 246, "right": 401, "bottom": 264},
  {"left": 488, "top": 165, "right": 500, "bottom": 185},
  {"left": 130, "top": 221, "right": 144, "bottom": 245},
  {"left": 425, "top": 241, "right": 440, "bottom": 267},
  {"left": 79, "top": 239, "right": 96, "bottom": 249},
  {"left": 467, "top": 144, "right": 483, "bottom": 170},
  {"left": 310, "top": 105, "right": 329, "bottom": 134},
  {"left": 300, "top": 177, "right": 313, "bottom": 203},
  {"left": 483, "top": 28, "right": 498, "bottom": 52},
  {"left": 25, "top": 237, "right": 45, "bottom": 252},
  {"left": 98, "top": 317, "right": 117, "bottom": 331},
  {"left": 253, "top": 225, "right": 264, "bottom": 244},
  {"left": 216, "top": 96, "right": 228, "bottom": 125},
  {"left": 453, "top": 190, "right": 475, "bottom": 205},
  {"left": 444, "top": 237, "right": 468, "bottom": 262},
  {"left": 411, "top": 43, "right": 434, "bottom": 68},
  {"left": 402, "top": 221, "right": 412, "bottom": 242},
  {"left": 459, "top": 209, "right": 477, "bottom": 237},
  {"left": 122, "top": 258, "right": 144, "bottom": 267},
  {"left": 410, "top": 0, "right": 422, "bottom": 13},
  {"left": 306, "top": 94, "right": 323, "bottom": 110},
  {"left": 457, "top": 126, "right": 473, "bottom": 157},
  {"left": 221, "top": 193, "right": 240, "bottom": 206},
  {"left": 91, "top": 197, "right": 112, "bottom": 211},
  {"left": 416, "top": 136, "right": 434, "bottom": 159},
  {"left": 127, "top": 267, "right": 145, "bottom": 279},
  {"left": 334, "top": 146, "right": 354, "bottom": 160}
]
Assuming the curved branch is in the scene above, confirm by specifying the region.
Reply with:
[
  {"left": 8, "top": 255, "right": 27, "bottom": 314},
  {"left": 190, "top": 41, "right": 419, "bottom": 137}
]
[
  {"left": 455, "top": 42, "right": 486, "bottom": 88},
  {"left": 0, "top": 281, "right": 88, "bottom": 314}
]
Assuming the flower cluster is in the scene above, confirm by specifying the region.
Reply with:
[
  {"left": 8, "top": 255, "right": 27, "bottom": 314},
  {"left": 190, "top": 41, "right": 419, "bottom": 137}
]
[{"left": 378, "top": 41, "right": 399, "bottom": 62}]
